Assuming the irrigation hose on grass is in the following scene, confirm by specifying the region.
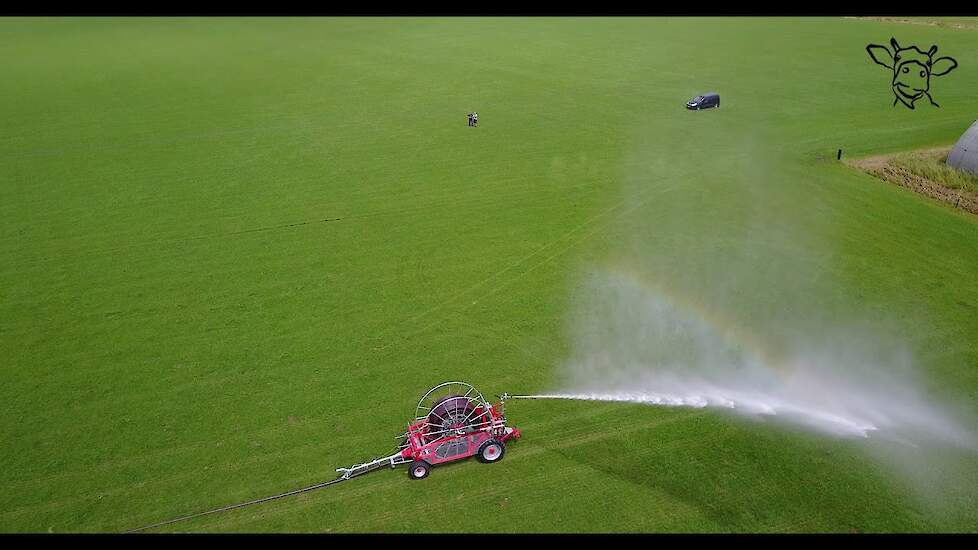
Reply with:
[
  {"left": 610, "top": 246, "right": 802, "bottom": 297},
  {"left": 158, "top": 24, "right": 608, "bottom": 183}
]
[{"left": 124, "top": 477, "right": 350, "bottom": 533}]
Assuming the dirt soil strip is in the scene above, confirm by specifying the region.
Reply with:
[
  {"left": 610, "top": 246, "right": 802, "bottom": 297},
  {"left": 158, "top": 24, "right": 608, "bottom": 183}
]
[
  {"left": 844, "top": 16, "right": 978, "bottom": 31},
  {"left": 847, "top": 147, "right": 978, "bottom": 216}
]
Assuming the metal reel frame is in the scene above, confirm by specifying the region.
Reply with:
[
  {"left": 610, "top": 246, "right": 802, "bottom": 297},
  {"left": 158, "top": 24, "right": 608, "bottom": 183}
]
[{"left": 414, "top": 381, "right": 493, "bottom": 441}]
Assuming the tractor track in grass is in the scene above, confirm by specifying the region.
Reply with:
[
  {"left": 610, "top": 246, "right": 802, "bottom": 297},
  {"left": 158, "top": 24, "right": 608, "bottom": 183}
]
[
  {"left": 4, "top": 400, "right": 637, "bottom": 505},
  {"left": 2, "top": 167, "right": 712, "bottom": 506},
  {"left": 4, "top": 108, "right": 792, "bottom": 533},
  {"left": 6, "top": 166, "right": 702, "bottom": 408},
  {"left": 0, "top": 173, "right": 622, "bottom": 388},
  {"left": 0, "top": 169, "right": 613, "bottom": 273},
  {"left": 0, "top": 430, "right": 342, "bottom": 520},
  {"left": 5, "top": 160, "right": 764, "bottom": 531},
  {"left": 3, "top": 395, "right": 634, "bottom": 527},
  {"left": 157, "top": 408, "right": 709, "bottom": 533},
  {"left": 362, "top": 167, "right": 709, "bottom": 354},
  {"left": 0, "top": 130, "right": 603, "bottom": 256},
  {"left": 70, "top": 402, "right": 691, "bottom": 532}
]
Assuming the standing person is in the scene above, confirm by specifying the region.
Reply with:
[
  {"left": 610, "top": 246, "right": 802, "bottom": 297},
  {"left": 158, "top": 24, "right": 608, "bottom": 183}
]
[
  {"left": 467, "top": 112, "right": 474, "bottom": 126},
  {"left": 471, "top": 112, "right": 479, "bottom": 127}
]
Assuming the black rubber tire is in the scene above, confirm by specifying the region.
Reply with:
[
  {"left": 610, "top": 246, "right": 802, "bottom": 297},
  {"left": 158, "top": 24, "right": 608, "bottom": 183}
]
[
  {"left": 476, "top": 439, "right": 505, "bottom": 464},
  {"left": 408, "top": 460, "right": 431, "bottom": 480}
]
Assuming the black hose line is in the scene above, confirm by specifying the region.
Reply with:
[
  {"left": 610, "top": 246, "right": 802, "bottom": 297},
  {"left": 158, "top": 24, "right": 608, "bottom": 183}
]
[{"left": 124, "top": 477, "right": 348, "bottom": 533}]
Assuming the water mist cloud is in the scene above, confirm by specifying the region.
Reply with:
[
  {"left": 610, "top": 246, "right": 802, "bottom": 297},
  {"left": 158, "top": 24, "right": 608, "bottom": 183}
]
[{"left": 554, "top": 267, "right": 976, "bottom": 448}]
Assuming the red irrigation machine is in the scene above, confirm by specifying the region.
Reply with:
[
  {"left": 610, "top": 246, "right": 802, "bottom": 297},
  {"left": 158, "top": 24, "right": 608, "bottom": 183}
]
[{"left": 336, "top": 381, "right": 521, "bottom": 480}]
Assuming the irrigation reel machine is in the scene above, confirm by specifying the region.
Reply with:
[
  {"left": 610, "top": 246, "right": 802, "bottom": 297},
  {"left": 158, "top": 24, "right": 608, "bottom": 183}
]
[{"left": 337, "top": 381, "right": 522, "bottom": 480}]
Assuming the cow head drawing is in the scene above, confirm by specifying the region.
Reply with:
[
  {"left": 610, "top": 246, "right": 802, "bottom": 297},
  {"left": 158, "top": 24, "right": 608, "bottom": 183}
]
[{"left": 866, "top": 38, "right": 958, "bottom": 109}]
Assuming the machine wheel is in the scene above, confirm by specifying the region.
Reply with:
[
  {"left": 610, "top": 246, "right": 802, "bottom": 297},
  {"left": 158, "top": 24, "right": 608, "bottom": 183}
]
[
  {"left": 408, "top": 460, "right": 431, "bottom": 480},
  {"left": 477, "top": 439, "right": 505, "bottom": 464}
]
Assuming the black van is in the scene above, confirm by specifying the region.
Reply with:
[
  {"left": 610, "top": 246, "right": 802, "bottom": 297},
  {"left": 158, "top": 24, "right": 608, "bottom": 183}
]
[{"left": 686, "top": 93, "right": 720, "bottom": 110}]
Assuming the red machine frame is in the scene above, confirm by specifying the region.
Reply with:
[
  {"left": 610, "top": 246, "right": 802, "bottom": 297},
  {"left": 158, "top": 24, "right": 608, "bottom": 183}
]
[
  {"left": 400, "top": 400, "right": 520, "bottom": 478},
  {"left": 336, "top": 382, "right": 520, "bottom": 481}
]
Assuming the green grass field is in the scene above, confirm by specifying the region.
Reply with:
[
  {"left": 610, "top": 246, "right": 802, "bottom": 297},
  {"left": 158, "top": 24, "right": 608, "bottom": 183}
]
[{"left": 2, "top": 17, "right": 978, "bottom": 533}]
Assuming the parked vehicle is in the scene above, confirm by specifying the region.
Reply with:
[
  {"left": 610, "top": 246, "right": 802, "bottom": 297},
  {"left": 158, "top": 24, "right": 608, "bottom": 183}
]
[{"left": 686, "top": 92, "right": 720, "bottom": 110}]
